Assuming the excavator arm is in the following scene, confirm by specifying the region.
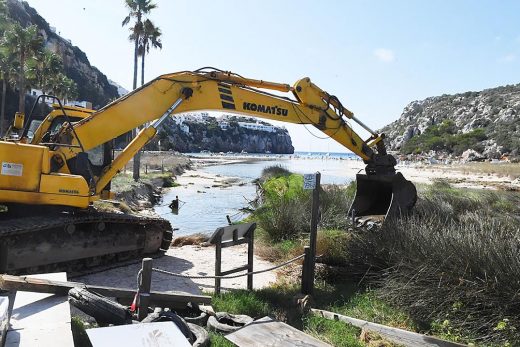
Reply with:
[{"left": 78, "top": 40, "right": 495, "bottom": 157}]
[
  {"left": 18, "top": 68, "right": 417, "bottom": 220},
  {"left": 54, "top": 69, "right": 396, "bottom": 179}
]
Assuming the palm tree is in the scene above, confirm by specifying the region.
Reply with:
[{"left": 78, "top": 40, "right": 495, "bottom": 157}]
[
  {"left": 138, "top": 19, "right": 162, "bottom": 86},
  {"left": 122, "top": 0, "right": 157, "bottom": 90},
  {"left": 122, "top": 0, "right": 157, "bottom": 180},
  {"left": 27, "top": 50, "right": 63, "bottom": 96},
  {"left": 3, "top": 23, "right": 43, "bottom": 114},
  {"left": 51, "top": 73, "right": 77, "bottom": 103}
]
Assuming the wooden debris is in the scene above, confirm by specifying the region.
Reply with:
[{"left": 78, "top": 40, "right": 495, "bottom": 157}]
[
  {"left": 226, "top": 316, "right": 331, "bottom": 347},
  {"left": 0, "top": 274, "right": 211, "bottom": 309},
  {"left": 311, "top": 308, "right": 466, "bottom": 347}
]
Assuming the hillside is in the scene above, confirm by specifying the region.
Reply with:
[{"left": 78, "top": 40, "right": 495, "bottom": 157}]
[
  {"left": 4, "top": 0, "right": 119, "bottom": 115},
  {"left": 381, "top": 84, "right": 520, "bottom": 160}
]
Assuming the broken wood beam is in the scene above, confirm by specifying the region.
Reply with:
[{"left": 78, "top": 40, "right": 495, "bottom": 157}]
[
  {"left": 0, "top": 274, "right": 211, "bottom": 309},
  {"left": 310, "top": 308, "right": 466, "bottom": 347}
]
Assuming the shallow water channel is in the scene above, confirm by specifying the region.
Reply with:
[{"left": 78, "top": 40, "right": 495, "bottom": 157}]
[{"left": 154, "top": 157, "right": 358, "bottom": 236}]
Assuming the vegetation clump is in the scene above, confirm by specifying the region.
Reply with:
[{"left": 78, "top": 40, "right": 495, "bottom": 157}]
[{"left": 401, "top": 119, "right": 487, "bottom": 155}]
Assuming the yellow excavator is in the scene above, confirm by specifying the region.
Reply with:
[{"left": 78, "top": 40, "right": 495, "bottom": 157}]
[{"left": 0, "top": 68, "right": 416, "bottom": 274}]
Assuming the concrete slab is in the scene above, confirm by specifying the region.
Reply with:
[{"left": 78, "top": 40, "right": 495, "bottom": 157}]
[
  {"left": 87, "top": 321, "right": 191, "bottom": 347},
  {"left": 5, "top": 272, "right": 73, "bottom": 347},
  {"left": 0, "top": 296, "right": 9, "bottom": 346}
]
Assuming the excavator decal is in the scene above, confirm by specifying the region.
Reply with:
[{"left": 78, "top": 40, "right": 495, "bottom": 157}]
[
  {"left": 218, "top": 83, "right": 236, "bottom": 109},
  {"left": 242, "top": 102, "right": 289, "bottom": 116}
]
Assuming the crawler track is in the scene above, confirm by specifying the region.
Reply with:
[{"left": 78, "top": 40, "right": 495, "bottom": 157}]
[{"left": 0, "top": 211, "right": 173, "bottom": 276}]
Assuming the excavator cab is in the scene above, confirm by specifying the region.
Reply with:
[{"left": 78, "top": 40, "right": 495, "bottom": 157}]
[{"left": 348, "top": 172, "right": 417, "bottom": 228}]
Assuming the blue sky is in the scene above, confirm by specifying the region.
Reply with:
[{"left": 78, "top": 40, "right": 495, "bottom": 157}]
[{"left": 26, "top": 0, "right": 520, "bottom": 152}]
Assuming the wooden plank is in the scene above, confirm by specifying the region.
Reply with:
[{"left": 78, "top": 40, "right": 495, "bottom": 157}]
[
  {"left": 311, "top": 309, "right": 466, "bottom": 347},
  {"left": 226, "top": 316, "right": 331, "bottom": 347},
  {"left": 5, "top": 272, "right": 74, "bottom": 347},
  {"left": 0, "top": 274, "right": 211, "bottom": 308}
]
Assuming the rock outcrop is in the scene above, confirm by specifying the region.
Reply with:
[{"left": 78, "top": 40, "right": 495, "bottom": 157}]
[
  {"left": 145, "top": 117, "right": 294, "bottom": 154},
  {"left": 381, "top": 84, "right": 520, "bottom": 160}
]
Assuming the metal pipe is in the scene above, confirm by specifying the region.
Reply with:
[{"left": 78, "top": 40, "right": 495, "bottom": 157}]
[
  {"left": 351, "top": 115, "right": 377, "bottom": 137},
  {"left": 149, "top": 97, "right": 184, "bottom": 130}
]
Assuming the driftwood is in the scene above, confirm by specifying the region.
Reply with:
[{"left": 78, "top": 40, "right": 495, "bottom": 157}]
[
  {"left": 311, "top": 308, "right": 466, "bottom": 347},
  {"left": 0, "top": 274, "right": 211, "bottom": 309}
]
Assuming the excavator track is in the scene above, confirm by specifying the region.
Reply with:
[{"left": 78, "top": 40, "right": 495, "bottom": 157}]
[{"left": 0, "top": 211, "right": 173, "bottom": 276}]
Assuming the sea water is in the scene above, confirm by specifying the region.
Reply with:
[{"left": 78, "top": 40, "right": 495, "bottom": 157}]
[{"left": 154, "top": 153, "right": 360, "bottom": 236}]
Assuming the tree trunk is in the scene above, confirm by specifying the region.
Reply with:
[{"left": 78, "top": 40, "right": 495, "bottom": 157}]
[
  {"left": 0, "top": 78, "right": 6, "bottom": 137},
  {"left": 132, "top": 29, "right": 140, "bottom": 180},
  {"left": 18, "top": 52, "right": 25, "bottom": 114},
  {"left": 141, "top": 53, "right": 145, "bottom": 86}
]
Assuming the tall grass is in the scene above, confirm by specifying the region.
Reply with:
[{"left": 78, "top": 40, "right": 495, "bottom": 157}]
[{"left": 348, "top": 181, "right": 520, "bottom": 343}]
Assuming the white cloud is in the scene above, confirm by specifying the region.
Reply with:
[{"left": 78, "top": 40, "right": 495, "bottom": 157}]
[
  {"left": 498, "top": 53, "right": 516, "bottom": 63},
  {"left": 373, "top": 48, "right": 395, "bottom": 62}
]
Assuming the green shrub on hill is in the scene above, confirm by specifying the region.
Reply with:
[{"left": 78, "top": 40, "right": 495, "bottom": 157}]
[{"left": 402, "top": 120, "right": 487, "bottom": 155}]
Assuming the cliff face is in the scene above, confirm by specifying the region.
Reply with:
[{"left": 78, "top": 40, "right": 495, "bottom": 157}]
[
  {"left": 381, "top": 84, "right": 520, "bottom": 160},
  {"left": 145, "top": 117, "right": 294, "bottom": 154},
  {"left": 6, "top": 0, "right": 119, "bottom": 108}
]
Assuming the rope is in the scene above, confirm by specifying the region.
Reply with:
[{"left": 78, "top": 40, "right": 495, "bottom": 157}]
[{"left": 151, "top": 253, "right": 305, "bottom": 279}]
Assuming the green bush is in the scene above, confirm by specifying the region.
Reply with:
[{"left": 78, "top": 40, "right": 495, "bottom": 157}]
[
  {"left": 252, "top": 168, "right": 355, "bottom": 242},
  {"left": 402, "top": 125, "right": 488, "bottom": 155}
]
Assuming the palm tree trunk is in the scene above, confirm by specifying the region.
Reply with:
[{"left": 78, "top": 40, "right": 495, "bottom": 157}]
[
  {"left": 133, "top": 36, "right": 139, "bottom": 90},
  {"left": 132, "top": 29, "right": 140, "bottom": 180},
  {"left": 18, "top": 51, "right": 25, "bottom": 114},
  {"left": 141, "top": 53, "right": 145, "bottom": 86},
  {"left": 0, "top": 78, "right": 6, "bottom": 137}
]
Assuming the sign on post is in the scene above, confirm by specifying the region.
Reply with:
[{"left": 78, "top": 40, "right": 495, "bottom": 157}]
[{"left": 303, "top": 174, "right": 317, "bottom": 190}]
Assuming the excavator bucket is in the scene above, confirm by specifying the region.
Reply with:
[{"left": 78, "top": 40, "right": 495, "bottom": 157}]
[{"left": 348, "top": 172, "right": 417, "bottom": 227}]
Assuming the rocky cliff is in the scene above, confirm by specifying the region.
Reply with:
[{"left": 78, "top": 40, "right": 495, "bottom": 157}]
[
  {"left": 145, "top": 117, "right": 294, "bottom": 154},
  {"left": 6, "top": 0, "right": 120, "bottom": 109},
  {"left": 381, "top": 84, "right": 520, "bottom": 160}
]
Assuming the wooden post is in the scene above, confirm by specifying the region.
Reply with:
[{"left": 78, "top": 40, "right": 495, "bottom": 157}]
[
  {"left": 301, "top": 172, "right": 320, "bottom": 295},
  {"left": 138, "top": 258, "right": 153, "bottom": 320},
  {"left": 309, "top": 172, "right": 320, "bottom": 293},
  {"left": 247, "top": 229, "right": 254, "bottom": 291},
  {"left": 161, "top": 159, "right": 164, "bottom": 174},
  {"left": 301, "top": 246, "right": 312, "bottom": 294},
  {"left": 215, "top": 236, "right": 222, "bottom": 294},
  {"left": 145, "top": 164, "right": 148, "bottom": 175}
]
